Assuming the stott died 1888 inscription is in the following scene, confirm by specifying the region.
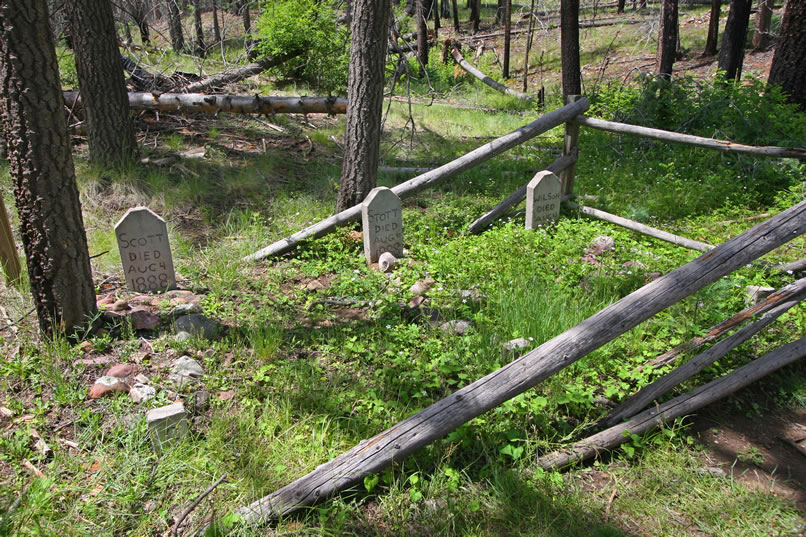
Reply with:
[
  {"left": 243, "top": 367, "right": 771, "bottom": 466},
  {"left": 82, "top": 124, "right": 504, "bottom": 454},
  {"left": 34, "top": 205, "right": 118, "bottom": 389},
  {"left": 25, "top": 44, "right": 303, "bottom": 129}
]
[
  {"left": 362, "top": 187, "right": 403, "bottom": 264},
  {"left": 526, "top": 171, "right": 562, "bottom": 229},
  {"left": 115, "top": 207, "right": 176, "bottom": 292}
]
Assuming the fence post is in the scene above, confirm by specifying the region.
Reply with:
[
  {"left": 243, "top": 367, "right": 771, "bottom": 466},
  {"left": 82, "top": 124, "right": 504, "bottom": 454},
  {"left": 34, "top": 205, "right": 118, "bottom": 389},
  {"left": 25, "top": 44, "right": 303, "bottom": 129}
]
[
  {"left": 0, "top": 196, "right": 21, "bottom": 284},
  {"left": 560, "top": 94, "right": 581, "bottom": 197}
]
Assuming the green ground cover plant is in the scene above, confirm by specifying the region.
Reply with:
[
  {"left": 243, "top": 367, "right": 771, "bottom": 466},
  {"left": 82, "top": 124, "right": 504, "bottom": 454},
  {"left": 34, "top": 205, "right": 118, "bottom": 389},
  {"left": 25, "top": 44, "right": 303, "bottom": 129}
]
[{"left": 1, "top": 6, "right": 805, "bottom": 536}]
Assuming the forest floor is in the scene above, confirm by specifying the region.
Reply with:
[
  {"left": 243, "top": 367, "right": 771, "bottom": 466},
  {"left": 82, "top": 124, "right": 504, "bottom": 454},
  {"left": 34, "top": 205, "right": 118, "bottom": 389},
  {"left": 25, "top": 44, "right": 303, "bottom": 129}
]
[{"left": 1, "top": 3, "right": 805, "bottom": 536}]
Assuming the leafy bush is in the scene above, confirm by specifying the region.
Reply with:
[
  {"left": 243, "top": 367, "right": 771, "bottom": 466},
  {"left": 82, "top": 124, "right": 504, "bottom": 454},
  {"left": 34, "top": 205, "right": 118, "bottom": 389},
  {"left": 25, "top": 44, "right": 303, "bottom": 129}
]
[{"left": 255, "top": 0, "right": 350, "bottom": 91}]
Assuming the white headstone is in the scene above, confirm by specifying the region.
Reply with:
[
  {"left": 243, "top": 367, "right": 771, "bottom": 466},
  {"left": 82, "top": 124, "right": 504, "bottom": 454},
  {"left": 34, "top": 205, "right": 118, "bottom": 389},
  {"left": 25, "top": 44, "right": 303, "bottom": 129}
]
[
  {"left": 525, "top": 171, "right": 562, "bottom": 230},
  {"left": 115, "top": 207, "right": 176, "bottom": 293},
  {"left": 362, "top": 187, "right": 403, "bottom": 264}
]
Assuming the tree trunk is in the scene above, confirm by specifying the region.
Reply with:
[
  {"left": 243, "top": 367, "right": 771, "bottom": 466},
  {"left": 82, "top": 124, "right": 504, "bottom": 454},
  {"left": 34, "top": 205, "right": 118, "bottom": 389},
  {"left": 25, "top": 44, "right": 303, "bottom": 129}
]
[
  {"left": 752, "top": 0, "right": 772, "bottom": 49},
  {"left": 193, "top": 0, "right": 205, "bottom": 55},
  {"left": 471, "top": 0, "right": 480, "bottom": 32},
  {"left": 212, "top": 0, "right": 221, "bottom": 44},
  {"left": 335, "top": 0, "right": 391, "bottom": 212},
  {"left": 452, "top": 0, "right": 460, "bottom": 31},
  {"left": 503, "top": 0, "right": 511, "bottom": 78},
  {"left": 69, "top": 0, "right": 138, "bottom": 167},
  {"left": 240, "top": 0, "right": 251, "bottom": 33},
  {"left": 560, "top": 0, "right": 582, "bottom": 98},
  {"left": 657, "top": 0, "right": 679, "bottom": 76},
  {"left": 718, "top": 0, "right": 752, "bottom": 81},
  {"left": 523, "top": 0, "right": 536, "bottom": 91},
  {"left": 617, "top": 0, "right": 626, "bottom": 13},
  {"left": 433, "top": 0, "right": 440, "bottom": 31},
  {"left": 131, "top": 0, "right": 151, "bottom": 44},
  {"left": 182, "top": 50, "right": 302, "bottom": 92},
  {"left": 496, "top": 0, "right": 505, "bottom": 23},
  {"left": 703, "top": 0, "right": 720, "bottom": 55},
  {"left": 0, "top": 0, "right": 97, "bottom": 335},
  {"left": 442, "top": 0, "right": 451, "bottom": 19},
  {"left": 416, "top": 0, "right": 430, "bottom": 74},
  {"left": 768, "top": 0, "right": 805, "bottom": 108},
  {"left": 166, "top": 0, "right": 185, "bottom": 52}
]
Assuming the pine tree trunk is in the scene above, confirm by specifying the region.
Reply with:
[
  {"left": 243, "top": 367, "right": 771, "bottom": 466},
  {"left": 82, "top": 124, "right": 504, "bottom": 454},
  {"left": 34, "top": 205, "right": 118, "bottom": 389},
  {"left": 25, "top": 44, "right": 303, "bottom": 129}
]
[
  {"left": 657, "top": 0, "right": 679, "bottom": 76},
  {"left": 561, "top": 0, "right": 582, "bottom": 97},
  {"left": 166, "top": 0, "right": 185, "bottom": 52},
  {"left": 69, "top": 0, "right": 138, "bottom": 167},
  {"left": 241, "top": 0, "right": 251, "bottom": 33},
  {"left": 617, "top": 0, "right": 626, "bottom": 13},
  {"left": 503, "top": 0, "right": 511, "bottom": 77},
  {"left": 212, "top": 0, "right": 221, "bottom": 44},
  {"left": 703, "top": 0, "right": 720, "bottom": 55},
  {"left": 193, "top": 0, "right": 206, "bottom": 55},
  {"left": 768, "top": 0, "right": 806, "bottom": 107},
  {"left": 335, "top": 0, "right": 391, "bottom": 211},
  {"left": 452, "top": 0, "right": 460, "bottom": 31},
  {"left": 0, "top": 0, "right": 97, "bottom": 335},
  {"left": 442, "top": 0, "right": 451, "bottom": 19},
  {"left": 433, "top": 0, "right": 440, "bottom": 31},
  {"left": 417, "top": 0, "right": 430, "bottom": 73},
  {"left": 718, "top": 0, "right": 752, "bottom": 81},
  {"left": 752, "top": 0, "right": 772, "bottom": 50},
  {"left": 471, "top": 0, "right": 480, "bottom": 32}
]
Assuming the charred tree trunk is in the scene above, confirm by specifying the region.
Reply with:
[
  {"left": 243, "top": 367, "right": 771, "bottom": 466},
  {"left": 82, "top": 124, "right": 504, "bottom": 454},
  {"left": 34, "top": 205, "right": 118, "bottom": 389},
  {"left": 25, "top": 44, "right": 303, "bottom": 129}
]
[
  {"left": 0, "top": 0, "right": 97, "bottom": 335},
  {"left": 452, "top": 0, "right": 460, "bottom": 31},
  {"left": 240, "top": 0, "right": 251, "bottom": 33},
  {"left": 193, "top": 0, "right": 205, "bottom": 55},
  {"left": 433, "top": 0, "right": 440, "bottom": 31},
  {"left": 752, "top": 0, "right": 772, "bottom": 50},
  {"left": 442, "top": 0, "right": 451, "bottom": 19},
  {"left": 335, "top": 0, "right": 391, "bottom": 211},
  {"left": 768, "top": 0, "right": 806, "bottom": 107},
  {"left": 718, "top": 0, "right": 752, "bottom": 81},
  {"left": 69, "top": 0, "right": 138, "bottom": 167},
  {"left": 417, "top": 0, "right": 430, "bottom": 73},
  {"left": 617, "top": 0, "right": 626, "bottom": 13},
  {"left": 657, "top": 0, "right": 679, "bottom": 76},
  {"left": 166, "top": 0, "right": 185, "bottom": 52},
  {"left": 561, "top": 0, "right": 582, "bottom": 97},
  {"left": 471, "top": 0, "right": 480, "bottom": 32},
  {"left": 703, "top": 0, "right": 720, "bottom": 55}
]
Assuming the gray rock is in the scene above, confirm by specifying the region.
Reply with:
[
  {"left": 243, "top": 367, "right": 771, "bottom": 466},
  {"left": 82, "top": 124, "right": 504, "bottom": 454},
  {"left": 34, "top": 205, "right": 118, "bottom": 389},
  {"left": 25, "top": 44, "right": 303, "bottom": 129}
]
[
  {"left": 410, "top": 278, "right": 435, "bottom": 296},
  {"left": 694, "top": 466, "right": 727, "bottom": 478},
  {"left": 745, "top": 285, "right": 775, "bottom": 305},
  {"left": 146, "top": 403, "right": 188, "bottom": 453},
  {"left": 170, "top": 356, "right": 204, "bottom": 385},
  {"left": 129, "top": 383, "right": 156, "bottom": 403},
  {"left": 586, "top": 235, "right": 615, "bottom": 256},
  {"left": 170, "top": 303, "right": 202, "bottom": 317},
  {"left": 175, "top": 331, "right": 192, "bottom": 342},
  {"left": 174, "top": 314, "right": 221, "bottom": 340},
  {"left": 502, "top": 338, "right": 531, "bottom": 352},
  {"left": 440, "top": 320, "right": 473, "bottom": 336},
  {"left": 378, "top": 252, "right": 399, "bottom": 272},
  {"left": 458, "top": 289, "right": 487, "bottom": 304},
  {"left": 190, "top": 390, "right": 210, "bottom": 414}
]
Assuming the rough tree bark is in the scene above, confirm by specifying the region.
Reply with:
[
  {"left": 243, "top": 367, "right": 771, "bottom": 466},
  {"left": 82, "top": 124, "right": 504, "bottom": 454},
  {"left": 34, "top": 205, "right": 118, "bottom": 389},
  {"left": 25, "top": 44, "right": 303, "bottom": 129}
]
[
  {"left": 768, "top": 0, "right": 806, "bottom": 108},
  {"left": 717, "top": 0, "right": 752, "bottom": 81},
  {"left": 193, "top": 0, "right": 205, "bottom": 55},
  {"left": 129, "top": 0, "right": 151, "bottom": 43},
  {"left": 452, "top": 0, "right": 460, "bottom": 31},
  {"left": 212, "top": 0, "right": 221, "bottom": 44},
  {"left": 417, "top": 0, "right": 430, "bottom": 74},
  {"left": 0, "top": 0, "right": 97, "bottom": 335},
  {"left": 471, "top": 0, "right": 480, "bottom": 32},
  {"left": 69, "top": 0, "right": 138, "bottom": 167},
  {"left": 240, "top": 0, "right": 251, "bottom": 33},
  {"left": 703, "top": 0, "right": 720, "bottom": 55},
  {"left": 166, "top": 0, "right": 185, "bottom": 52},
  {"left": 335, "top": 0, "right": 391, "bottom": 211},
  {"left": 752, "top": 0, "right": 772, "bottom": 50},
  {"left": 657, "top": 0, "right": 679, "bottom": 76},
  {"left": 561, "top": 0, "right": 582, "bottom": 97},
  {"left": 503, "top": 0, "right": 511, "bottom": 78}
]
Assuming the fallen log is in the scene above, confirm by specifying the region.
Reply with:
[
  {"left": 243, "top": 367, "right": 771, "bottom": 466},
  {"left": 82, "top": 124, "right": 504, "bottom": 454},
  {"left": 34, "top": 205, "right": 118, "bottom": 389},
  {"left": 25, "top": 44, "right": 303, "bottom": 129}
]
[
  {"left": 234, "top": 202, "right": 806, "bottom": 523},
  {"left": 573, "top": 115, "right": 806, "bottom": 160},
  {"left": 601, "top": 290, "right": 805, "bottom": 427},
  {"left": 244, "top": 97, "right": 591, "bottom": 261},
  {"left": 565, "top": 202, "right": 713, "bottom": 252},
  {"left": 182, "top": 50, "right": 302, "bottom": 93},
  {"left": 537, "top": 337, "right": 806, "bottom": 470},
  {"left": 62, "top": 91, "right": 346, "bottom": 116},
  {"left": 467, "top": 152, "right": 577, "bottom": 233},
  {"left": 450, "top": 45, "right": 534, "bottom": 102},
  {"left": 642, "top": 278, "right": 806, "bottom": 371},
  {"left": 775, "top": 258, "right": 806, "bottom": 274}
]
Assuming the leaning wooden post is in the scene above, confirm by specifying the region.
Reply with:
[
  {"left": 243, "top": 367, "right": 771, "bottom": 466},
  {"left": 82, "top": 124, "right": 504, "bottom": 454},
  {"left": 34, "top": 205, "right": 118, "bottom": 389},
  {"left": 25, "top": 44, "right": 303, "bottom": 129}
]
[
  {"left": 560, "top": 94, "right": 582, "bottom": 196},
  {"left": 234, "top": 201, "right": 806, "bottom": 524},
  {"left": 0, "top": 196, "right": 21, "bottom": 284}
]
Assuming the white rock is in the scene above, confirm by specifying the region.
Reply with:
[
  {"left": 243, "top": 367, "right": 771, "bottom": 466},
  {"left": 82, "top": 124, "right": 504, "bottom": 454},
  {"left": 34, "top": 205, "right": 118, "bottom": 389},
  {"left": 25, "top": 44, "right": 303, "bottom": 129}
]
[
  {"left": 378, "top": 252, "right": 398, "bottom": 272},
  {"left": 503, "top": 338, "right": 531, "bottom": 352},
  {"left": 146, "top": 403, "right": 188, "bottom": 453},
  {"left": 129, "top": 383, "right": 156, "bottom": 403},
  {"left": 440, "top": 320, "right": 473, "bottom": 336}
]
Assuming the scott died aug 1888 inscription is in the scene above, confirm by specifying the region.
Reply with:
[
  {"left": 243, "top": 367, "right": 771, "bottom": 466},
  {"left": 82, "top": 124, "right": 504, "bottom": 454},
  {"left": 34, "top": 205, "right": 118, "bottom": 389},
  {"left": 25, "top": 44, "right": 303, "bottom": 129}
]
[
  {"left": 115, "top": 207, "right": 177, "bottom": 293},
  {"left": 362, "top": 187, "right": 404, "bottom": 264}
]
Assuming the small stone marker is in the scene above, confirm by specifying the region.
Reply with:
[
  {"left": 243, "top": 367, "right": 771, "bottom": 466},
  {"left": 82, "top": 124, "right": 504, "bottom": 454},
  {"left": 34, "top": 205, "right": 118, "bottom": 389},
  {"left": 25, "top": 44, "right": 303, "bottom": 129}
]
[
  {"left": 146, "top": 402, "right": 188, "bottom": 453},
  {"left": 362, "top": 187, "right": 403, "bottom": 264},
  {"left": 525, "top": 171, "right": 562, "bottom": 229},
  {"left": 115, "top": 207, "right": 176, "bottom": 293}
]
